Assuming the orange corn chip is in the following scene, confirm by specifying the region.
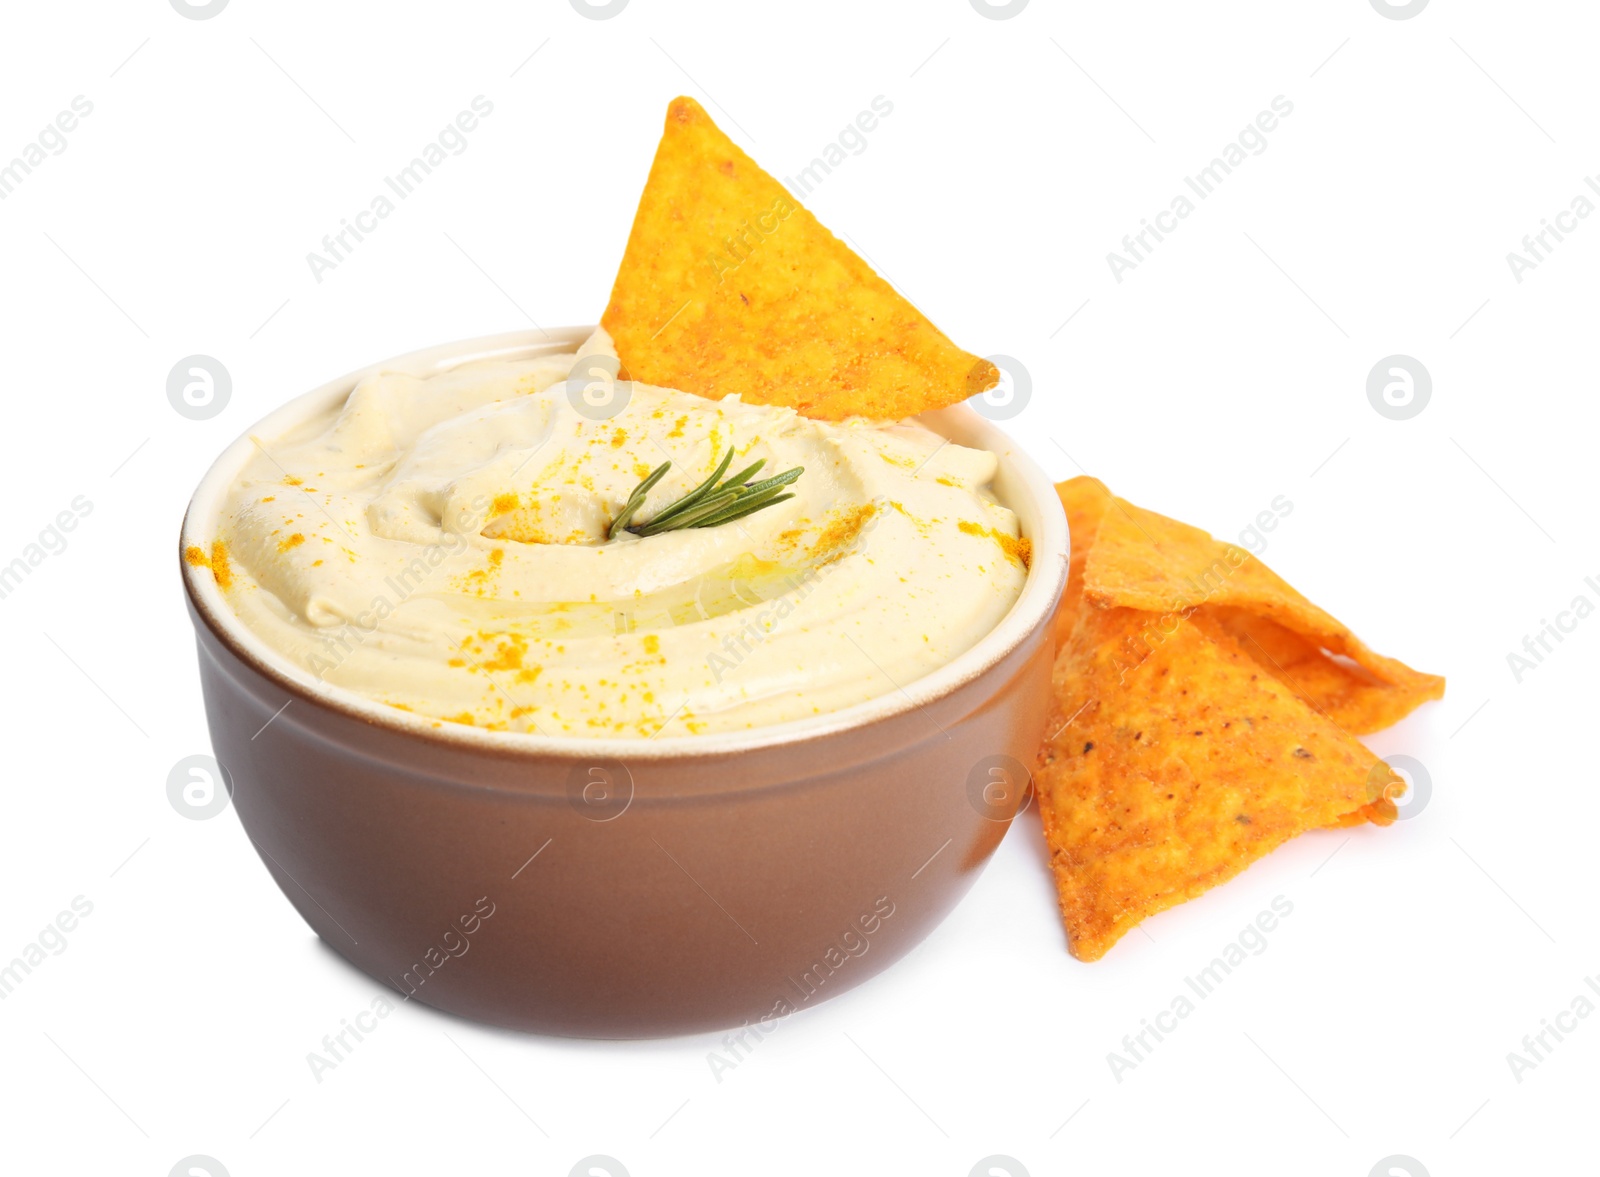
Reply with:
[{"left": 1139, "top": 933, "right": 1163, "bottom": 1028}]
[
  {"left": 601, "top": 97, "right": 995, "bottom": 421},
  {"left": 1036, "top": 478, "right": 1438, "bottom": 959},
  {"left": 1206, "top": 608, "right": 1440, "bottom": 736},
  {"left": 1036, "top": 606, "right": 1403, "bottom": 961},
  {"left": 1078, "top": 492, "right": 1444, "bottom": 734},
  {"left": 1052, "top": 475, "right": 1113, "bottom": 649}
]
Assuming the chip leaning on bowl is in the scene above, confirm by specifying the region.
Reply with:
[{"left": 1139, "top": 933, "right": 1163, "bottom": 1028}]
[{"left": 1034, "top": 477, "right": 1445, "bottom": 961}]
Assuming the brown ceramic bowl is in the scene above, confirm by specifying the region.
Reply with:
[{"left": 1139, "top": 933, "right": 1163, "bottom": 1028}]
[{"left": 180, "top": 327, "right": 1068, "bottom": 1039}]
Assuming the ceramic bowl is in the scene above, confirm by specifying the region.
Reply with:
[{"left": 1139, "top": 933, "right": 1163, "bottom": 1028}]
[{"left": 179, "top": 327, "right": 1068, "bottom": 1038}]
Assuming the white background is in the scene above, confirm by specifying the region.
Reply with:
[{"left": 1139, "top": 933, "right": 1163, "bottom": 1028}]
[{"left": 0, "top": 1, "right": 1591, "bottom": 1174}]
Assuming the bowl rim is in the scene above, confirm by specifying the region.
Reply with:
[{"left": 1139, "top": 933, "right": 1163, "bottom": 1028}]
[{"left": 180, "top": 327, "right": 1068, "bottom": 761}]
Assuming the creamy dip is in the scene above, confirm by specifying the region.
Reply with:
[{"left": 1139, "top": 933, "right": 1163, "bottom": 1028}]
[{"left": 194, "top": 331, "right": 1029, "bottom": 737}]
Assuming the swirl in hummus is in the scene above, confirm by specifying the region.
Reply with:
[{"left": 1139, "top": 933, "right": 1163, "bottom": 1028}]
[{"left": 191, "top": 330, "right": 1029, "bottom": 737}]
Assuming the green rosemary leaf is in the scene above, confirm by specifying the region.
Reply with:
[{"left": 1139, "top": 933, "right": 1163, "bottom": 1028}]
[
  {"left": 694, "top": 490, "right": 796, "bottom": 529},
  {"left": 633, "top": 481, "right": 754, "bottom": 535},
  {"left": 611, "top": 445, "right": 803, "bottom": 538},
  {"left": 606, "top": 459, "right": 671, "bottom": 539},
  {"left": 634, "top": 489, "right": 746, "bottom": 535},
  {"left": 652, "top": 480, "right": 788, "bottom": 534},
  {"left": 720, "top": 459, "right": 767, "bottom": 490},
  {"left": 646, "top": 447, "right": 735, "bottom": 527},
  {"left": 732, "top": 466, "right": 803, "bottom": 498}
]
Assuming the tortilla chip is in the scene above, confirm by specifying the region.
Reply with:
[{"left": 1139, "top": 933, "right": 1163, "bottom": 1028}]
[
  {"left": 1078, "top": 493, "right": 1444, "bottom": 734},
  {"left": 601, "top": 97, "right": 995, "bottom": 421},
  {"left": 1035, "top": 478, "right": 1434, "bottom": 959},
  {"left": 1052, "top": 476, "right": 1113, "bottom": 649},
  {"left": 1036, "top": 606, "right": 1403, "bottom": 961},
  {"left": 1207, "top": 608, "right": 1440, "bottom": 736}
]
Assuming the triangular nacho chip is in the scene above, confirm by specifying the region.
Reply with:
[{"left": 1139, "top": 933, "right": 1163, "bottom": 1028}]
[
  {"left": 1036, "top": 605, "right": 1403, "bottom": 961},
  {"left": 601, "top": 97, "right": 995, "bottom": 421},
  {"left": 1078, "top": 492, "right": 1444, "bottom": 734},
  {"left": 1036, "top": 478, "right": 1439, "bottom": 959}
]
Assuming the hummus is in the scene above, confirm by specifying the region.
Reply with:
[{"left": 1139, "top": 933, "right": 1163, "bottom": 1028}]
[{"left": 196, "top": 330, "right": 1029, "bottom": 737}]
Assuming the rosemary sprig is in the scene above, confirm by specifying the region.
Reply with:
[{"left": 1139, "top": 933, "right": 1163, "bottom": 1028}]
[{"left": 608, "top": 446, "right": 803, "bottom": 539}]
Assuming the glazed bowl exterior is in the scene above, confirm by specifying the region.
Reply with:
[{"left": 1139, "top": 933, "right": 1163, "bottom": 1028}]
[{"left": 180, "top": 327, "right": 1068, "bottom": 1038}]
